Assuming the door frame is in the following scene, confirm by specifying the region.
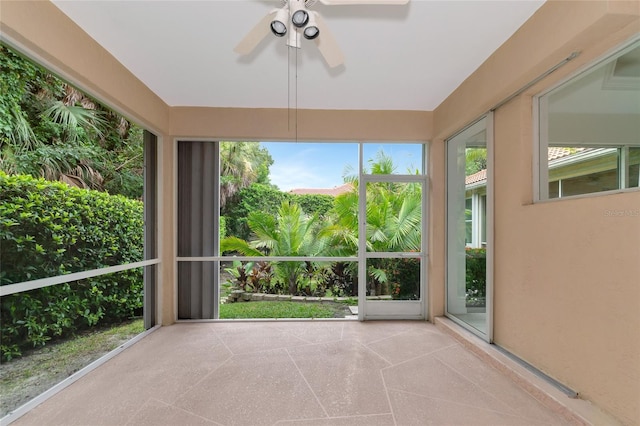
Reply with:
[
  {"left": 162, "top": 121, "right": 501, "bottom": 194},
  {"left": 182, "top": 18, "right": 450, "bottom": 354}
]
[{"left": 357, "top": 144, "right": 429, "bottom": 320}]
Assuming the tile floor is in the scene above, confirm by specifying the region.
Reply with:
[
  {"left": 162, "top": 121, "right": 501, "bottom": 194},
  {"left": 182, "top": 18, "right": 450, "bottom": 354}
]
[{"left": 12, "top": 321, "right": 572, "bottom": 426}]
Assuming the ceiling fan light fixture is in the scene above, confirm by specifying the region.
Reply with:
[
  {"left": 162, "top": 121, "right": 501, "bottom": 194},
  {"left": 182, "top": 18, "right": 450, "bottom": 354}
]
[
  {"left": 291, "top": 9, "right": 309, "bottom": 28},
  {"left": 271, "top": 20, "right": 287, "bottom": 36},
  {"left": 303, "top": 25, "right": 319, "bottom": 40},
  {"left": 271, "top": 8, "right": 289, "bottom": 37},
  {"left": 303, "top": 11, "right": 320, "bottom": 40}
]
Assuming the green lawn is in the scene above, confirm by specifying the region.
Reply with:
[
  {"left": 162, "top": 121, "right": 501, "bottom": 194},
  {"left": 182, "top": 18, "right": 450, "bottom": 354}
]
[{"left": 219, "top": 301, "right": 350, "bottom": 319}]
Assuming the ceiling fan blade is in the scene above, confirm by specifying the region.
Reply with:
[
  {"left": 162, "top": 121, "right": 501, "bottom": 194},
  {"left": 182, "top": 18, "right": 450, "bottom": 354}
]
[
  {"left": 234, "top": 11, "right": 277, "bottom": 55},
  {"left": 313, "top": 13, "right": 345, "bottom": 68},
  {"left": 319, "top": 0, "right": 409, "bottom": 5}
]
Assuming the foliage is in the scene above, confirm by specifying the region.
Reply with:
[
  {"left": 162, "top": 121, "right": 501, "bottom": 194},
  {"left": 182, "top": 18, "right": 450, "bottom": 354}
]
[
  {"left": 0, "top": 172, "right": 144, "bottom": 360},
  {"left": 222, "top": 183, "right": 286, "bottom": 240},
  {"left": 465, "top": 148, "right": 487, "bottom": 176},
  {"left": 219, "top": 141, "right": 273, "bottom": 208},
  {"left": 222, "top": 150, "right": 423, "bottom": 299},
  {"left": 324, "top": 151, "right": 422, "bottom": 295},
  {"left": 224, "top": 261, "right": 273, "bottom": 294},
  {"left": 465, "top": 248, "right": 486, "bottom": 304},
  {"left": 222, "top": 183, "right": 334, "bottom": 241},
  {"left": 294, "top": 194, "right": 334, "bottom": 219},
  {"left": 0, "top": 43, "right": 144, "bottom": 198},
  {"left": 221, "top": 201, "right": 329, "bottom": 294}
]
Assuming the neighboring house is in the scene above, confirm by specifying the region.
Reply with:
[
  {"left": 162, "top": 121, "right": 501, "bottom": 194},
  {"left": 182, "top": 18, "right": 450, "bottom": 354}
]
[
  {"left": 465, "top": 147, "right": 640, "bottom": 247},
  {"left": 289, "top": 183, "right": 353, "bottom": 197}
]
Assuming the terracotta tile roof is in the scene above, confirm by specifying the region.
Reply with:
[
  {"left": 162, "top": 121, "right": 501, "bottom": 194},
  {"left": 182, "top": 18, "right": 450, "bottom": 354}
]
[
  {"left": 289, "top": 183, "right": 354, "bottom": 196},
  {"left": 465, "top": 169, "right": 487, "bottom": 186},
  {"left": 547, "top": 147, "right": 585, "bottom": 160},
  {"left": 466, "top": 148, "right": 589, "bottom": 186}
]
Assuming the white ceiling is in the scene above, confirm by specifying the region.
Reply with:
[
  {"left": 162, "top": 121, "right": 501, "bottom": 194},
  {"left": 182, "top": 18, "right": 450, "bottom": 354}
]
[{"left": 51, "top": 0, "right": 546, "bottom": 111}]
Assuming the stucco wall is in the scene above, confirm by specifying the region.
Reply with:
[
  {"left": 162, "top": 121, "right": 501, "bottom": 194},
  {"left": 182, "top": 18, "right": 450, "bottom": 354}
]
[
  {"left": 169, "top": 107, "right": 432, "bottom": 141},
  {"left": 434, "top": 1, "right": 640, "bottom": 424}
]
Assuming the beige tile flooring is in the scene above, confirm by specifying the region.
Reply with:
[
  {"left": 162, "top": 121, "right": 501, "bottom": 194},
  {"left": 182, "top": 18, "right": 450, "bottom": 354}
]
[{"left": 13, "top": 321, "right": 573, "bottom": 426}]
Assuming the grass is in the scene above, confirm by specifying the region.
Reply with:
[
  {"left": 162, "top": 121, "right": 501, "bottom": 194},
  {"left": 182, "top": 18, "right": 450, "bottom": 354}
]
[
  {"left": 0, "top": 319, "right": 144, "bottom": 418},
  {"left": 219, "top": 301, "right": 351, "bottom": 319}
]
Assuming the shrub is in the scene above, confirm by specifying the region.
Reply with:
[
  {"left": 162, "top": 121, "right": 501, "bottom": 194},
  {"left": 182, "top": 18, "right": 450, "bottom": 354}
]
[
  {"left": 465, "top": 248, "right": 486, "bottom": 304},
  {"left": 0, "top": 172, "right": 144, "bottom": 360},
  {"left": 222, "top": 183, "right": 335, "bottom": 240}
]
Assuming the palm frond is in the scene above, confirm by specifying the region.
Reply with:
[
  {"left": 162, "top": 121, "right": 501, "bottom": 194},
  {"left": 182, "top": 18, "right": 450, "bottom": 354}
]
[
  {"left": 220, "top": 236, "right": 264, "bottom": 256},
  {"left": 43, "top": 100, "right": 106, "bottom": 142}
]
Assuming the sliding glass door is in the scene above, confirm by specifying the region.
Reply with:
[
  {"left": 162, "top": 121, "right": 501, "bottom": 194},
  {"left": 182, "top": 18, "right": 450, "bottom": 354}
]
[{"left": 446, "top": 115, "right": 493, "bottom": 340}]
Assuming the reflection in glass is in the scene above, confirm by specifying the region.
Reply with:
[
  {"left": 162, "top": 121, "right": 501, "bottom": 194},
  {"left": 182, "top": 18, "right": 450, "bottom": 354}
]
[
  {"left": 541, "top": 40, "right": 640, "bottom": 199},
  {"left": 447, "top": 118, "right": 488, "bottom": 335}
]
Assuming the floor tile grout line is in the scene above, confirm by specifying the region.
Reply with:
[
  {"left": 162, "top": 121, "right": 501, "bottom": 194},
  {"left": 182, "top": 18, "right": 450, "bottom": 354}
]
[
  {"left": 123, "top": 395, "right": 154, "bottom": 426},
  {"left": 386, "top": 387, "right": 550, "bottom": 420},
  {"left": 210, "top": 326, "right": 237, "bottom": 357},
  {"left": 363, "top": 328, "right": 416, "bottom": 346},
  {"left": 379, "top": 342, "right": 460, "bottom": 371},
  {"left": 380, "top": 368, "right": 398, "bottom": 426},
  {"left": 167, "top": 354, "right": 234, "bottom": 407},
  {"left": 430, "top": 349, "right": 556, "bottom": 423},
  {"left": 429, "top": 355, "right": 523, "bottom": 416},
  {"left": 272, "top": 413, "right": 395, "bottom": 425},
  {"left": 284, "top": 348, "right": 331, "bottom": 419},
  {"left": 359, "top": 341, "right": 394, "bottom": 367},
  {"left": 146, "top": 397, "right": 226, "bottom": 426}
]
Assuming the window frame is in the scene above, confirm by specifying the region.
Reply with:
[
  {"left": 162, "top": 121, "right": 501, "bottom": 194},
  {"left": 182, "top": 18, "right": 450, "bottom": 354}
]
[{"left": 534, "top": 36, "right": 640, "bottom": 203}]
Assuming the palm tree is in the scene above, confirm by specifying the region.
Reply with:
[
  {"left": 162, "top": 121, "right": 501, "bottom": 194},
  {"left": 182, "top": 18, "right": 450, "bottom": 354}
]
[
  {"left": 219, "top": 141, "right": 273, "bottom": 208},
  {"left": 1, "top": 44, "right": 143, "bottom": 196},
  {"left": 325, "top": 151, "right": 422, "bottom": 295},
  {"left": 220, "top": 201, "right": 329, "bottom": 294}
]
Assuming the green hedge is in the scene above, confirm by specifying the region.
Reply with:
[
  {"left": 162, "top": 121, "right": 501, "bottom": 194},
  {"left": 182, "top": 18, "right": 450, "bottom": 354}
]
[
  {"left": 0, "top": 172, "right": 144, "bottom": 360},
  {"left": 465, "top": 248, "right": 486, "bottom": 304},
  {"left": 223, "top": 183, "right": 334, "bottom": 240}
]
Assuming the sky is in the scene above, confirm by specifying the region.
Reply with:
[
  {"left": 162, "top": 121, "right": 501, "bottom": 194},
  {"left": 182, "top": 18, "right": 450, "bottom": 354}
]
[{"left": 261, "top": 142, "right": 423, "bottom": 191}]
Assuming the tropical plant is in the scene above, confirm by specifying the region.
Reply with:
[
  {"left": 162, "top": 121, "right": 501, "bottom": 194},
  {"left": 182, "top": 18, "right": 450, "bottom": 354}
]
[
  {"left": 219, "top": 141, "right": 273, "bottom": 208},
  {"left": 465, "top": 148, "right": 487, "bottom": 176},
  {"left": 221, "top": 201, "right": 330, "bottom": 294},
  {"left": 325, "top": 150, "right": 422, "bottom": 296},
  {"left": 0, "top": 43, "right": 144, "bottom": 198}
]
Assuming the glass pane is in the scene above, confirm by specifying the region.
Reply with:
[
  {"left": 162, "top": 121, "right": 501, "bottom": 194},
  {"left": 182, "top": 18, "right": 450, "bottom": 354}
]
[
  {"left": 365, "top": 181, "right": 422, "bottom": 253},
  {"left": 219, "top": 260, "right": 358, "bottom": 319},
  {"left": 363, "top": 144, "right": 423, "bottom": 175},
  {"left": 0, "top": 173, "right": 144, "bottom": 284},
  {"left": 220, "top": 142, "right": 358, "bottom": 257},
  {"left": 0, "top": 268, "right": 145, "bottom": 417},
  {"left": 541, "top": 40, "right": 640, "bottom": 200},
  {"left": 366, "top": 258, "right": 420, "bottom": 300},
  {"left": 465, "top": 198, "right": 472, "bottom": 245},
  {"left": 629, "top": 147, "right": 640, "bottom": 188},
  {"left": 0, "top": 44, "right": 148, "bottom": 284},
  {"left": 447, "top": 117, "right": 488, "bottom": 335},
  {"left": 548, "top": 147, "right": 620, "bottom": 198}
]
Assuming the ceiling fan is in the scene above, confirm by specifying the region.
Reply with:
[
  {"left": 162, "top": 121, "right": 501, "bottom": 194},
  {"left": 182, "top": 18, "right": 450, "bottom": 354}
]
[{"left": 234, "top": 0, "right": 410, "bottom": 68}]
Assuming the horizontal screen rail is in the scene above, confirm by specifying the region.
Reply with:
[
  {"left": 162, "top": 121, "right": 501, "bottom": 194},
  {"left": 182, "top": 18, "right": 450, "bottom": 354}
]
[
  {"left": 177, "top": 256, "right": 358, "bottom": 262},
  {"left": 0, "top": 259, "right": 160, "bottom": 297}
]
